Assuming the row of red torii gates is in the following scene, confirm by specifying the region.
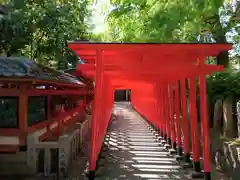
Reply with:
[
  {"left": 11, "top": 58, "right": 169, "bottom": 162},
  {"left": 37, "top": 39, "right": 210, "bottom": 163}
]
[{"left": 68, "top": 42, "right": 232, "bottom": 180}]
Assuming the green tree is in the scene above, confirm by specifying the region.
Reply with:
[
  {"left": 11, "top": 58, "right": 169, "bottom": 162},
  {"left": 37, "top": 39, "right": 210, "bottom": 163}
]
[
  {"left": 106, "top": 0, "right": 239, "bottom": 68},
  {"left": 0, "top": 1, "right": 33, "bottom": 56},
  {"left": 0, "top": 0, "right": 92, "bottom": 69}
]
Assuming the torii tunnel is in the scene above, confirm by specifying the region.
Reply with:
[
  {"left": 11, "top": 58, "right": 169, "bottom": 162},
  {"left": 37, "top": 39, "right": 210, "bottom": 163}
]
[{"left": 68, "top": 42, "right": 232, "bottom": 180}]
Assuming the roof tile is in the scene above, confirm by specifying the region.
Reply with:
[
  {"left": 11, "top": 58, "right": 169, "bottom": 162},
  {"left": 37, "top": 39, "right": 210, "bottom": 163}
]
[{"left": 0, "top": 57, "right": 85, "bottom": 86}]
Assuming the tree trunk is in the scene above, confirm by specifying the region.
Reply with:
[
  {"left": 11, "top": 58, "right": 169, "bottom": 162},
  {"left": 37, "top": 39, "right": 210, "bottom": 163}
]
[
  {"left": 213, "top": 100, "right": 223, "bottom": 130},
  {"left": 223, "top": 97, "right": 234, "bottom": 138},
  {"left": 237, "top": 101, "right": 240, "bottom": 139}
]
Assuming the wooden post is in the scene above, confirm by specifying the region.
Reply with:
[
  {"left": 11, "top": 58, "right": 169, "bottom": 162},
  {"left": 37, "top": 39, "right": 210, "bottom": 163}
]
[
  {"left": 19, "top": 83, "right": 29, "bottom": 145},
  {"left": 89, "top": 49, "right": 104, "bottom": 179},
  {"left": 46, "top": 86, "right": 52, "bottom": 133},
  {"left": 46, "top": 86, "right": 52, "bottom": 121},
  {"left": 188, "top": 76, "right": 202, "bottom": 175},
  {"left": 199, "top": 74, "right": 211, "bottom": 180}
]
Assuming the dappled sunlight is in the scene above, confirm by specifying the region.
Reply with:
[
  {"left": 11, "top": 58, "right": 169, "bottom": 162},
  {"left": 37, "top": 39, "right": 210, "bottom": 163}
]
[
  {"left": 135, "top": 168, "right": 179, "bottom": 172},
  {"left": 132, "top": 164, "right": 180, "bottom": 169},
  {"left": 129, "top": 151, "right": 169, "bottom": 157},
  {"left": 132, "top": 157, "right": 176, "bottom": 161},
  {"left": 127, "top": 146, "right": 164, "bottom": 150},
  {"left": 97, "top": 103, "right": 191, "bottom": 179},
  {"left": 127, "top": 142, "right": 161, "bottom": 146},
  {"left": 133, "top": 173, "right": 171, "bottom": 179}
]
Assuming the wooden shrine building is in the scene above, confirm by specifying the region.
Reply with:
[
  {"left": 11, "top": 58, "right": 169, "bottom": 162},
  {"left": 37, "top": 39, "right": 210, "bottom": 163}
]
[{"left": 0, "top": 57, "right": 92, "bottom": 152}]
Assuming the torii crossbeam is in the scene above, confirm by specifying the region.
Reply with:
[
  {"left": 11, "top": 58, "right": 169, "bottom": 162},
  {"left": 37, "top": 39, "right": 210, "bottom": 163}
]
[{"left": 68, "top": 42, "right": 232, "bottom": 180}]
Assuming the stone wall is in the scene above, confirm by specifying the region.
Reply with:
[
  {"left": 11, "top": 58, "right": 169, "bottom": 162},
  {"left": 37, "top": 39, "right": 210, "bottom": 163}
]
[{"left": 26, "top": 115, "right": 91, "bottom": 177}]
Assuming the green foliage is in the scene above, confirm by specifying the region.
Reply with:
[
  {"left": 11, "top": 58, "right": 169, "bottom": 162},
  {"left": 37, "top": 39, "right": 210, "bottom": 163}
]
[
  {"left": 207, "top": 71, "right": 240, "bottom": 102},
  {"left": 104, "top": 0, "right": 240, "bottom": 68},
  {"left": 0, "top": 0, "right": 92, "bottom": 69},
  {"left": 90, "top": 33, "right": 105, "bottom": 41},
  {"left": 105, "top": 0, "right": 227, "bottom": 43},
  {"left": 103, "top": 0, "right": 240, "bottom": 102}
]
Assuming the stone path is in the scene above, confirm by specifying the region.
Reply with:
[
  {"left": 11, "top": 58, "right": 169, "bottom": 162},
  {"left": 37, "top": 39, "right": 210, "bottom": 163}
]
[
  {"left": 67, "top": 102, "right": 231, "bottom": 180},
  {"left": 95, "top": 103, "right": 193, "bottom": 180}
]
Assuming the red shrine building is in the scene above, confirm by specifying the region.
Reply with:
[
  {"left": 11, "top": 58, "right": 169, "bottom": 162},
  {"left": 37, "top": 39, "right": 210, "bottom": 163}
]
[{"left": 0, "top": 57, "right": 92, "bottom": 152}]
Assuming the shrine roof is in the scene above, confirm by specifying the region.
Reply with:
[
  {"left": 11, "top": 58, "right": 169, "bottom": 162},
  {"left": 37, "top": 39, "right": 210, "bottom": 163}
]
[
  {"left": 68, "top": 41, "right": 232, "bottom": 48},
  {"left": 0, "top": 57, "right": 85, "bottom": 86},
  {"left": 68, "top": 42, "right": 232, "bottom": 63},
  {"left": 68, "top": 42, "right": 232, "bottom": 82}
]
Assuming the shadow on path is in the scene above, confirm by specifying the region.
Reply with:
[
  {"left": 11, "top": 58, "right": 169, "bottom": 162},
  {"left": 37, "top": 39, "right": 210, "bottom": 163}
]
[{"left": 94, "top": 103, "right": 192, "bottom": 180}]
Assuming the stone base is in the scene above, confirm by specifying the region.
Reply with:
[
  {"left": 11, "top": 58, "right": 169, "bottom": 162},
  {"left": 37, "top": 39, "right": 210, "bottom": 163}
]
[
  {"left": 164, "top": 134, "right": 167, "bottom": 141},
  {"left": 175, "top": 155, "right": 184, "bottom": 161},
  {"left": 158, "top": 136, "right": 163, "bottom": 140},
  {"left": 182, "top": 162, "right": 193, "bottom": 169},
  {"left": 161, "top": 140, "right": 167, "bottom": 144},
  {"left": 99, "top": 153, "right": 106, "bottom": 159},
  {"left": 183, "top": 153, "right": 191, "bottom": 163},
  {"left": 154, "top": 132, "right": 160, "bottom": 137},
  {"left": 87, "top": 170, "right": 95, "bottom": 180},
  {"left": 169, "top": 149, "right": 177, "bottom": 155},
  {"left": 97, "top": 159, "right": 105, "bottom": 167},
  {"left": 102, "top": 144, "right": 108, "bottom": 150},
  {"left": 164, "top": 144, "right": 171, "bottom": 149},
  {"left": 191, "top": 171, "right": 204, "bottom": 179},
  {"left": 167, "top": 138, "right": 172, "bottom": 146},
  {"left": 95, "top": 166, "right": 105, "bottom": 177},
  {"left": 204, "top": 172, "right": 211, "bottom": 180},
  {"left": 177, "top": 147, "right": 183, "bottom": 156},
  {"left": 176, "top": 152, "right": 190, "bottom": 161},
  {"left": 172, "top": 142, "right": 177, "bottom": 150},
  {"left": 193, "top": 161, "right": 202, "bottom": 172},
  {"left": 153, "top": 132, "right": 158, "bottom": 137}
]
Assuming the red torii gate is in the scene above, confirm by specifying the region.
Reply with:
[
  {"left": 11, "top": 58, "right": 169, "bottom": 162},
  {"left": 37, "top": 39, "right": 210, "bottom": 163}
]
[{"left": 68, "top": 42, "right": 232, "bottom": 180}]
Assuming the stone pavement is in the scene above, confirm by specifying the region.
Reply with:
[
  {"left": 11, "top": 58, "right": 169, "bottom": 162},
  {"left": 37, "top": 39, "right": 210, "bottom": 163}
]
[{"left": 67, "top": 102, "right": 231, "bottom": 180}]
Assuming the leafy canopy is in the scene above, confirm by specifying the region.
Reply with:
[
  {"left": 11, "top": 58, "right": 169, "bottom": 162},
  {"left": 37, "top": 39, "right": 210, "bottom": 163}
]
[{"left": 0, "top": 0, "right": 92, "bottom": 69}]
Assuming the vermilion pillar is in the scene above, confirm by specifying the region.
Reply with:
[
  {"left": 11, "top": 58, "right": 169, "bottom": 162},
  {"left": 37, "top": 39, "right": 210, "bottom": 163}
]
[
  {"left": 174, "top": 81, "right": 182, "bottom": 156},
  {"left": 199, "top": 74, "right": 211, "bottom": 180},
  {"left": 162, "top": 85, "right": 168, "bottom": 142},
  {"left": 169, "top": 83, "right": 176, "bottom": 150},
  {"left": 165, "top": 85, "right": 171, "bottom": 144},
  {"left": 89, "top": 49, "right": 104, "bottom": 179},
  {"left": 188, "top": 76, "right": 201, "bottom": 173},
  {"left": 159, "top": 87, "right": 164, "bottom": 137},
  {"left": 180, "top": 78, "right": 191, "bottom": 163},
  {"left": 155, "top": 84, "right": 161, "bottom": 136},
  {"left": 160, "top": 87, "right": 166, "bottom": 139}
]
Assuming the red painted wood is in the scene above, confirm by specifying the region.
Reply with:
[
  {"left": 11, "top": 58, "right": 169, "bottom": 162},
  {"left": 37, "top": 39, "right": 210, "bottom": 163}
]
[
  {"left": 188, "top": 76, "right": 201, "bottom": 165},
  {"left": 69, "top": 42, "right": 232, "bottom": 176},
  {"left": 174, "top": 81, "right": 182, "bottom": 148},
  {"left": 27, "top": 89, "right": 90, "bottom": 96},
  {"left": 169, "top": 83, "right": 176, "bottom": 143},
  {"left": 0, "top": 145, "right": 19, "bottom": 153},
  {"left": 180, "top": 78, "right": 190, "bottom": 156}
]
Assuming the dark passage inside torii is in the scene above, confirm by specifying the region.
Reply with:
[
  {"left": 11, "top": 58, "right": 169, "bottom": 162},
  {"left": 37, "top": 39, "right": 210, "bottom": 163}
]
[{"left": 68, "top": 42, "right": 232, "bottom": 180}]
